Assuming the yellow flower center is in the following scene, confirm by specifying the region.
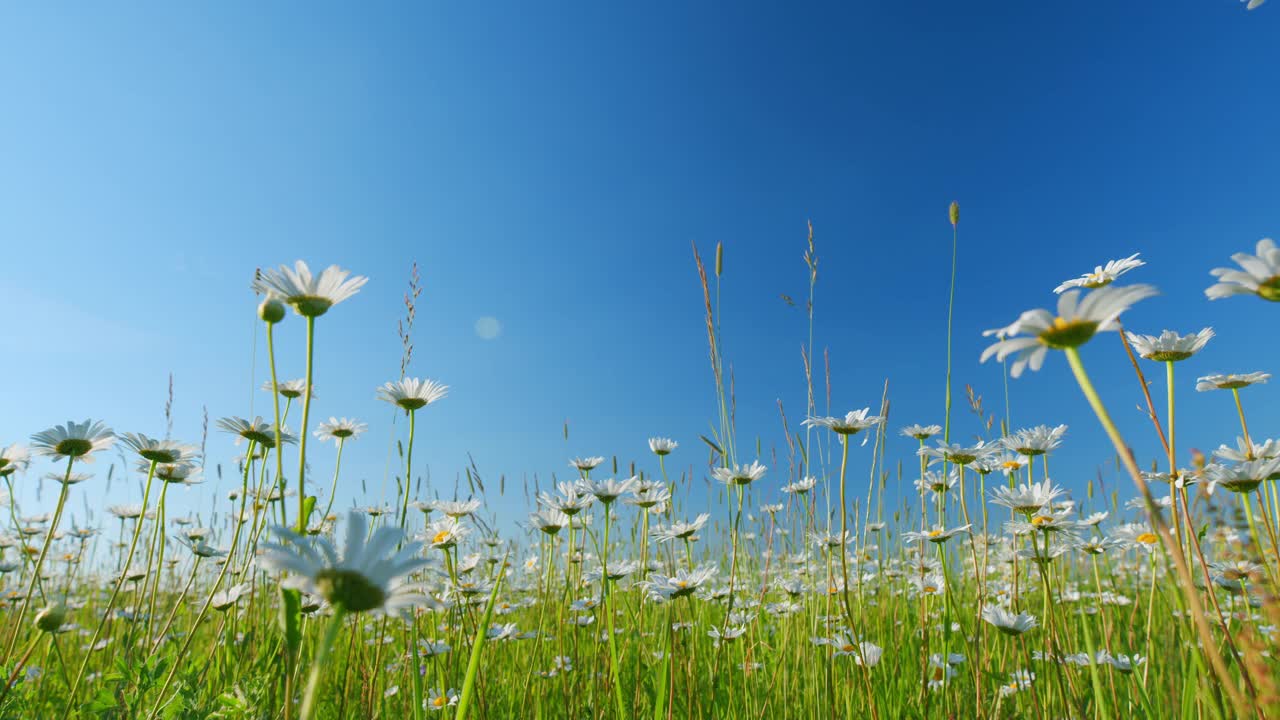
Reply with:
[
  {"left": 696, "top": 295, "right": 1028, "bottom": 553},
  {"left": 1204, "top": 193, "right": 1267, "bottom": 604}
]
[
  {"left": 432, "top": 530, "right": 451, "bottom": 545},
  {"left": 841, "top": 644, "right": 856, "bottom": 653},
  {"left": 432, "top": 696, "right": 447, "bottom": 708},
  {"left": 1135, "top": 532, "right": 1158, "bottom": 545},
  {"left": 1031, "top": 515, "right": 1053, "bottom": 527},
  {"left": 923, "top": 585, "right": 937, "bottom": 593}
]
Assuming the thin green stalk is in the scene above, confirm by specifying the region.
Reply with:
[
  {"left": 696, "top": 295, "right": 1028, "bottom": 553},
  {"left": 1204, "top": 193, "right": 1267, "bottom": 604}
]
[
  {"left": 299, "top": 608, "right": 348, "bottom": 720},
  {"left": 1064, "top": 347, "right": 1253, "bottom": 718}
]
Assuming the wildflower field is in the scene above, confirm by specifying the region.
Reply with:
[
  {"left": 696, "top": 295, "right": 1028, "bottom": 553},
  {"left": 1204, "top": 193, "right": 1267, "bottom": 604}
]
[{"left": 2, "top": 228, "right": 1279, "bottom": 720}]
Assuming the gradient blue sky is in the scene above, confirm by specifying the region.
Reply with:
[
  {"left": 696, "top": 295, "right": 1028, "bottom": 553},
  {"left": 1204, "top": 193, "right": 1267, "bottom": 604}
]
[{"left": 2, "top": 2, "right": 1277, "bottom": 533}]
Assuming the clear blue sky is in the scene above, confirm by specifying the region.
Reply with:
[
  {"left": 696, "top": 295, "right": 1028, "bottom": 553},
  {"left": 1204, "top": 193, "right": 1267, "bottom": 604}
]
[{"left": 2, "top": 2, "right": 1276, "bottom": 533}]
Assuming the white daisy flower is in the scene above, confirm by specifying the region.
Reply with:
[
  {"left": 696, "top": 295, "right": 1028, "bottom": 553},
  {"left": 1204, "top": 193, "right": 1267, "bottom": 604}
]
[
  {"left": 1213, "top": 437, "right": 1279, "bottom": 463},
  {"left": 0, "top": 445, "right": 31, "bottom": 478},
  {"left": 981, "top": 285, "right": 1158, "bottom": 377},
  {"left": 901, "top": 424, "right": 942, "bottom": 441},
  {"left": 216, "top": 416, "right": 297, "bottom": 448},
  {"left": 648, "top": 437, "right": 678, "bottom": 456},
  {"left": 781, "top": 476, "right": 818, "bottom": 495},
  {"left": 376, "top": 378, "right": 448, "bottom": 412},
  {"left": 903, "top": 525, "right": 972, "bottom": 544},
  {"left": 314, "top": 417, "right": 367, "bottom": 442},
  {"left": 253, "top": 260, "right": 368, "bottom": 317},
  {"left": 1196, "top": 372, "right": 1270, "bottom": 392},
  {"left": 1053, "top": 253, "right": 1144, "bottom": 293},
  {"left": 262, "top": 379, "right": 315, "bottom": 400},
  {"left": 981, "top": 605, "right": 1038, "bottom": 636},
  {"left": 1004, "top": 425, "right": 1068, "bottom": 457},
  {"left": 711, "top": 461, "right": 768, "bottom": 486},
  {"left": 578, "top": 476, "right": 638, "bottom": 505},
  {"left": 424, "top": 688, "right": 459, "bottom": 711},
  {"left": 1204, "top": 459, "right": 1280, "bottom": 495},
  {"left": 258, "top": 510, "right": 431, "bottom": 614},
  {"left": 432, "top": 499, "right": 482, "bottom": 518},
  {"left": 422, "top": 516, "right": 469, "bottom": 550},
  {"left": 650, "top": 514, "right": 710, "bottom": 543},
  {"left": 802, "top": 408, "right": 884, "bottom": 435},
  {"left": 988, "top": 479, "right": 1065, "bottom": 516},
  {"left": 641, "top": 566, "right": 716, "bottom": 600},
  {"left": 570, "top": 456, "right": 606, "bottom": 472},
  {"left": 1206, "top": 238, "right": 1280, "bottom": 301},
  {"left": 31, "top": 420, "right": 115, "bottom": 462},
  {"left": 1124, "top": 328, "right": 1214, "bottom": 362}
]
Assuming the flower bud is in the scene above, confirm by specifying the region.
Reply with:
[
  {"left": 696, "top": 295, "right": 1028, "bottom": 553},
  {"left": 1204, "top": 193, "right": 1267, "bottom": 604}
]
[
  {"left": 949, "top": 201, "right": 959, "bottom": 227},
  {"left": 35, "top": 604, "right": 67, "bottom": 633},
  {"left": 258, "top": 297, "right": 286, "bottom": 324}
]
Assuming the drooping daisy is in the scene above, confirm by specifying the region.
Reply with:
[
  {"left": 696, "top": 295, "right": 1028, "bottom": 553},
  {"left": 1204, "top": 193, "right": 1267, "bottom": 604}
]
[
  {"left": 253, "top": 260, "right": 368, "bottom": 317},
  {"left": 314, "top": 417, "right": 367, "bottom": 443},
  {"left": 1125, "top": 328, "right": 1214, "bottom": 362},
  {"left": 648, "top": 437, "right": 678, "bottom": 456},
  {"left": 711, "top": 461, "right": 768, "bottom": 486},
  {"left": 377, "top": 378, "right": 448, "bottom": 411},
  {"left": 258, "top": 509, "right": 430, "bottom": 614},
  {"left": 31, "top": 420, "right": 115, "bottom": 462},
  {"left": 1206, "top": 238, "right": 1280, "bottom": 301},
  {"left": 981, "top": 605, "right": 1038, "bottom": 636},
  {"left": 1053, "top": 253, "right": 1144, "bottom": 293},
  {"left": 981, "top": 285, "right": 1158, "bottom": 377},
  {"left": 803, "top": 408, "right": 884, "bottom": 435},
  {"left": 1196, "top": 372, "right": 1271, "bottom": 392}
]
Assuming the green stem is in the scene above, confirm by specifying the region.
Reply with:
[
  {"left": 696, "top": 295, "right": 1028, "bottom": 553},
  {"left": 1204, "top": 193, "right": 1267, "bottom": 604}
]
[
  {"left": 63, "top": 459, "right": 159, "bottom": 717},
  {"left": 299, "top": 608, "right": 347, "bottom": 720},
  {"left": 399, "top": 408, "right": 417, "bottom": 536},
  {"left": 1064, "top": 346, "right": 1254, "bottom": 718},
  {"left": 3, "top": 455, "right": 74, "bottom": 664},
  {"left": 296, "top": 315, "right": 316, "bottom": 532}
]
